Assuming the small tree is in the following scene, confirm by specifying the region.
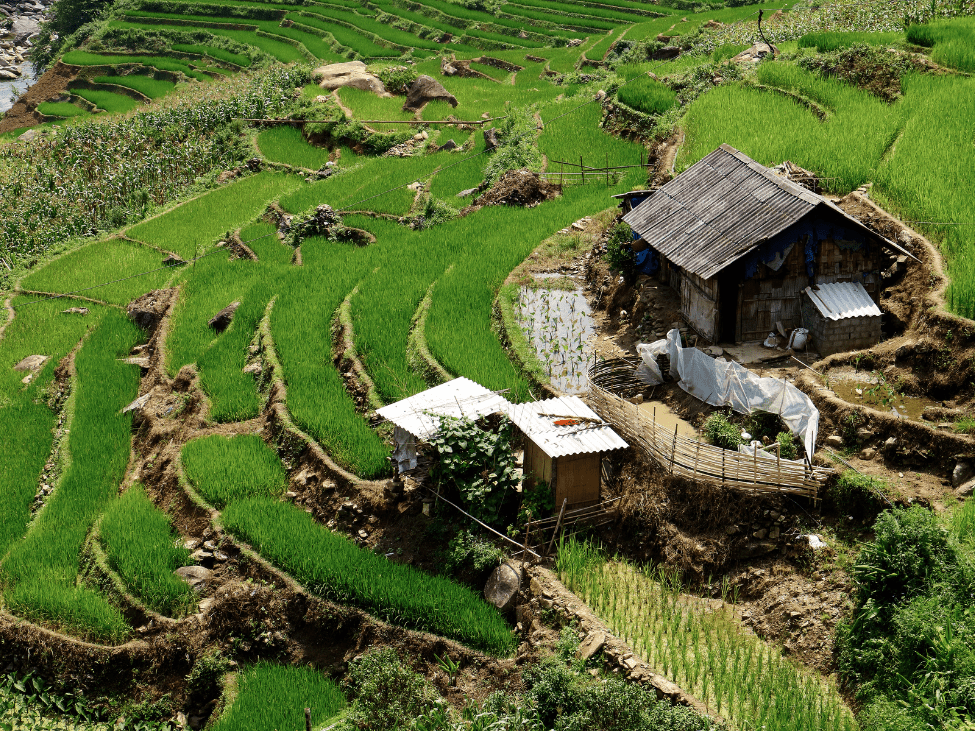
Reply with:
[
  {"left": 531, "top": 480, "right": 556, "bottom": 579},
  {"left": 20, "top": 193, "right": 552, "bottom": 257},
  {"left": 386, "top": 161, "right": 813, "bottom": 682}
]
[{"left": 428, "top": 415, "right": 520, "bottom": 525}]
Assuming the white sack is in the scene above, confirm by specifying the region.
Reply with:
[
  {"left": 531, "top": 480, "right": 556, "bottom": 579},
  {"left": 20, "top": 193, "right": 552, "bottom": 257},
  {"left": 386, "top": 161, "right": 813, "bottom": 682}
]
[
  {"left": 635, "top": 342, "right": 666, "bottom": 386},
  {"left": 661, "top": 329, "right": 819, "bottom": 458}
]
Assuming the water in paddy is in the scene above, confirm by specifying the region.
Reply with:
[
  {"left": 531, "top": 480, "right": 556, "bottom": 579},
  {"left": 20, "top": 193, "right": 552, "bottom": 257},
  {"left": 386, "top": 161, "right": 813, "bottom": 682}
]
[
  {"left": 517, "top": 284, "right": 595, "bottom": 395},
  {"left": 830, "top": 377, "right": 938, "bottom": 422}
]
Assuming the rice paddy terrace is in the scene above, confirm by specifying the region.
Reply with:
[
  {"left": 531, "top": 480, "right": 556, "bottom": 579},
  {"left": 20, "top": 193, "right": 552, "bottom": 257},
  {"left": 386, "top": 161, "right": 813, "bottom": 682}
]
[{"left": 2, "top": 0, "right": 975, "bottom": 728}]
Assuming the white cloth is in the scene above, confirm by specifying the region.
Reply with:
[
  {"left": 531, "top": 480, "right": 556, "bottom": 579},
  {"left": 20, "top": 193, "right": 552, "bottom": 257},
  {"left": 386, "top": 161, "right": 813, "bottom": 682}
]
[{"left": 638, "top": 329, "right": 820, "bottom": 458}]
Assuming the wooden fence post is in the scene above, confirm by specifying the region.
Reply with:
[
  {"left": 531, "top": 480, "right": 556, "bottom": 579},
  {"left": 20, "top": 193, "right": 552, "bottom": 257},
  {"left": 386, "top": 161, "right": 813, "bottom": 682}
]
[
  {"left": 580, "top": 155, "right": 585, "bottom": 185},
  {"left": 545, "top": 499, "right": 568, "bottom": 557}
]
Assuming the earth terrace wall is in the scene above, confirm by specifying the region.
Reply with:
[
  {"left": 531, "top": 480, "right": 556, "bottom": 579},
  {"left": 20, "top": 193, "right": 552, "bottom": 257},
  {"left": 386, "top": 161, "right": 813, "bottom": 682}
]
[
  {"left": 333, "top": 284, "right": 385, "bottom": 412},
  {"left": 408, "top": 279, "right": 454, "bottom": 387}
]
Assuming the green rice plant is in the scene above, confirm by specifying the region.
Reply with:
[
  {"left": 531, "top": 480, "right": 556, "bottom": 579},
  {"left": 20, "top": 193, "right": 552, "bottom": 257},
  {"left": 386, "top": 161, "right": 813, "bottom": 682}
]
[
  {"left": 172, "top": 42, "right": 253, "bottom": 66},
  {"left": 70, "top": 89, "right": 142, "bottom": 114},
  {"left": 1, "top": 310, "right": 143, "bottom": 643},
  {"left": 623, "top": 16, "right": 684, "bottom": 41},
  {"left": 0, "top": 298, "right": 108, "bottom": 563},
  {"left": 586, "top": 26, "right": 631, "bottom": 62},
  {"left": 241, "top": 221, "right": 294, "bottom": 266},
  {"left": 93, "top": 74, "right": 177, "bottom": 98},
  {"left": 222, "top": 496, "right": 517, "bottom": 655},
  {"left": 907, "top": 17, "right": 975, "bottom": 71},
  {"left": 616, "top": 73, "right": 676, "bottom": 114},
  {"left": 406, "top": 0, "right": 554, "bottom": 42},
  {"left": 510, "top": 0, "right": 647, "bottom": 25},
  {"left": 336, "top": 86, "right": 418, "bottom": 132},
  {"left": 297, "top": 5, "right": 468, "bottom": 51},
  {"left": 211, "top": 664, "right": 346, "bottom": 731},
  {"left": 257, "top": 125, "right": 333, "bottom": 169},
  {"left": 100, "top": 485, "right": 196, "bottom": 616},
  {"left": 127, "top": 172, "right": 302, "bottom": 258},
  {"left": 556, "top": 538, "right": 856, "bottom": 731},
  {"left": 797, "top": 31, "right": 903, "bottom": 53},
  {"left": 873, "top": 74, "right": 975, "bottom": 317},
  {"left": 61, "top": 50, "right": 210, "bottom": 80},
  {"left": 21, "top": 239, "right": 176, "bottom": 306},
  {"left": 36, "top": 101, "right": 87, "bottom": 118},
  {"left": 501, "top": 3, "right": 619, "bottom": 31},
  {"left": 286, "top": 13, "right": 397, "bottom": 57},
  {"left": 182, "top": 435, "right": 288, "bottom": 508},
  {"left": 678, "top": 64, "right": 904, "bottom": 193}
]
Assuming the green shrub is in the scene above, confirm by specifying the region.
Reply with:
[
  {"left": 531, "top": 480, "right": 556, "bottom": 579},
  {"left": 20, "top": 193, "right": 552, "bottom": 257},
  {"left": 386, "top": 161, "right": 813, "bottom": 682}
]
[
  {"left": 617, "top": 75, "right": 676, "bottom": 115},
  {"left": 702, "top": 412, "right": 741, "bottom": 450},
  {"left": 429, "top": 415, "right": 519, "bottom": 525},
  {"left": 444, "top": 530, "right": 505, "bottom": 575},
  {"left": 343, "top": 648, "right": 442, "bottom": 730},
  {"left": 776, "top": 431, "right": 798, "bottom": 460},
  {"left": 483, "top": 106, "right": 544, "bottom": 186},
  {"left": 186, "top": 649, "right": 231, "bottom": 703},
  {"left": 829, "top": 469, "right": 890, "bottom": 519},
  {"left": 375, "top": 65, "right": 419, "bottom": 94},
  {"left": 602, "top": 221, "right": 634, "bottom": 273}
]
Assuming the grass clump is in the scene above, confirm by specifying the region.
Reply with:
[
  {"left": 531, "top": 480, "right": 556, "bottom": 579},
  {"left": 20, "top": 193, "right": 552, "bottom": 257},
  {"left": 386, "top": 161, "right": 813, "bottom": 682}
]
[
  {"left": 182, "top": 435, "right": 288, "bottom": 509},
  {"left": 702, "top": 412, "right": 741, "bottom": 450},
  {"left": 100, "top": 485, "right": 196, "bottom": 617},
  {"left": 212, "top": 664, "right": 345, "bottom": 731},
  {"left": 829, "top": 469, "right": 890, "bottom": 520},
  {"left": 222, "top": 496, "right": 517, "bottom": 655},
  {"left": 617, "top": 74, "right": 677, "bottom": 115}
]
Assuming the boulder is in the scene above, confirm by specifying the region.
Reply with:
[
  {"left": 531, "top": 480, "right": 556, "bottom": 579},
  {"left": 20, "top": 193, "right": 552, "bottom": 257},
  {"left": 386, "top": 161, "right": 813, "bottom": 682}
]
[
  {"left": 122, "top": 391, "right": 153, "bottom": 414},
  {"left": 9, "top": 16, "right": 38, "bottom": 43},
  {"left": 208, "top": 302, "right": 241, "bottom": 332},
  {"left": 731, "top": 42, "right": 779, "bottom": 65},
  {"left": 483, "top": 127, "right": 499, "bottom": 150},
  {"left": 953, "top": 459, "right": 975, "bottom": 488},
  {"left": 484, "top": 562, "right": 521, "bottom": 611},
  {"left": 456, "top": 187, "right": 477, "bottom": 198},
  {"left": 18, "top": 127, "right": 40, "bottom": 142},
  {"left": 13, "top": 354, "right": 48, "bottom": 372},
  {"left": 314, "top": 60, "right": 389, "bottom": 97},
  {"left": 577, "top": 631, "right": 607, "bottom": 662},
  {"left": 825, "top": 434, "right": 844, "bottom": 449},
  {"left": 439, "top": 138, "right": 458, "bottom": 151},
  {"left": 650, "top": 46, "right": 680, "bottom": 61},
  {"left": 402, "top": 75, "right": 457, "bottom": 112},
  {"left": 175, "top": 565, "right": 212, "bottom": 592},
  {"left": 956, "top": 479, "right": 975, "bottom": 498}
]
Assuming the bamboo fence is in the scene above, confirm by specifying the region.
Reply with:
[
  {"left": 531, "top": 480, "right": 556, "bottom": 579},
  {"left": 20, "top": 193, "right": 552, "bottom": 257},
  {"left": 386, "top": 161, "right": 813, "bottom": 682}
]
[{"left": 586, "top": 364, "right": 830, "bottom": 499}]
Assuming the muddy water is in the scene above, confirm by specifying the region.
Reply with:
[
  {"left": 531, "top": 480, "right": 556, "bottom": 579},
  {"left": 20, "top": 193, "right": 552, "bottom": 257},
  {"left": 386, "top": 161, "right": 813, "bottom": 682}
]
[
  {"left": 517, "top": 285, "right": 595, "bottom": 395},
  {"left": 830, "top": 378, "right": 938, "bottom": 421},
  {"left": 639, "top": 399, "right": 698, "bottom": 438}
]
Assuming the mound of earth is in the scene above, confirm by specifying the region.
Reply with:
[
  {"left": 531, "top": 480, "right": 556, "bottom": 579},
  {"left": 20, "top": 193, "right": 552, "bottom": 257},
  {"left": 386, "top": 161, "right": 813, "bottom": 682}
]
[{"left": 467, "top": 169, "right": 560, "bottom": 211}]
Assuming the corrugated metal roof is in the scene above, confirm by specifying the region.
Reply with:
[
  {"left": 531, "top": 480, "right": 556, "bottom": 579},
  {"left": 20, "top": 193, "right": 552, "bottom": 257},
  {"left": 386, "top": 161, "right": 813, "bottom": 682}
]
[
  {"left": 804, "top": 281, "right": 882, "bottom": 321},
  {"left": 376, "top": 377, "right": 510, "bottom": 441},
  {"left": 622, "top": 144, "right": 911, "bottom": 280},
  {"left": 504, "top": 397, "right": 628, "bottom": 459}
]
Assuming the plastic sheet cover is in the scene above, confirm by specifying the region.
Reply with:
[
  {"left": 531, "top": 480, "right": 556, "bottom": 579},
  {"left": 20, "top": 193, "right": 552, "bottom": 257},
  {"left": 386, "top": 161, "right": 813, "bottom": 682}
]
[{"left": 637, "top": 330, "right": 819, "bottom": 458}]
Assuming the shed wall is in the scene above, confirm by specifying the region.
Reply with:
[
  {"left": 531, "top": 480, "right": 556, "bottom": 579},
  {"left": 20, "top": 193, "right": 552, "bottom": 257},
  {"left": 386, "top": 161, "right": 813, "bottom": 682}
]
[
  {"left": 680, "top": 271, "right": 719, "bottom": 342},
  {"left": 800, "top": 296, "right": 882, "bottom": 356},
  {"left": 553, "top": 452, "right": 601, "bottom": 509}
]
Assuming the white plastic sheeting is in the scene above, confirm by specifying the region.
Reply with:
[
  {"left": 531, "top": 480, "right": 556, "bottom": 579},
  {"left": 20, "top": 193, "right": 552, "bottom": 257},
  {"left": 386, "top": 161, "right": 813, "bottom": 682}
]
[{"left": 637, "top": 330, "right": 820, "bottom": 458}]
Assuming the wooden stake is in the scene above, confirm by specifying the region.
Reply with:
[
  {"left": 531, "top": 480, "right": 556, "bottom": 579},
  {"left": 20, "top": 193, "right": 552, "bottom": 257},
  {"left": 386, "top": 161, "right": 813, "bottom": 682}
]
[
  {"left": 580, "top": 155, "right": 585, "bottom": 185},
  {"left": 305, "top": 708, "right": 312, "bottom": 731},
  {"left": 670, "top": 423, "right": 678, "bottom": 474},
  {"left": 606, "top": 153, "right": 610, "bottom": 186},
  {"left": 544, "top": 499, "right": 568, "bottom": 557},
  {"left": 523, "top": 512, "right": 533, "bottom": 563}
]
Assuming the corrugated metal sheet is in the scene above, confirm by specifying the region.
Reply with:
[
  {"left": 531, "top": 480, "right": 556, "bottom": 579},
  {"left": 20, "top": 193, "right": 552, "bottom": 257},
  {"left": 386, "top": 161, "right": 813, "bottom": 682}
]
[
  {"left": 504, "top": 397, "right": 628, "bottom": 459},
  {"left": 622, "top": 144, "right": 910, "bottom": 280},
  {"left": 804, "top": 281, "right": 882, "bottom": 321},
  {"left": 376, "top": 377, "right": 510, "bottom": 441}
]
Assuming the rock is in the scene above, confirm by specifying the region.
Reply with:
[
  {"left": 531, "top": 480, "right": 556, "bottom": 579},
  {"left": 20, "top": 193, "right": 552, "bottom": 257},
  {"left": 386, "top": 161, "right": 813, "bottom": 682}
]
[
  {"left": 314, "top": 60, "right": 389, "bottom": 96},
  {"left": 456, "top": 187, "right": 477, "bottom": 198},
  {"left": 242, "top": 362, "right": 261, "bottom": 375},
  {"left": 13, "top": 354, "right": 48, "bottom": 372},
  {"left": 175, "top": 565, "right": 212, "bottom": 591},
  {"left": 753, "top": 528, "right": 768, "bottom": 540},
  {"left": 439, "top": 138, "right": 457, "bottom": 151},
  {"left": 199, "top": 598, "right": 216, "bottom": 613},
  {"left": 162, "top": 254, "right": 185, "bottom": 266},
  {"left": 769, "top": 526, "right": 780, "bottom": 540},
  {"left": 802, "top": 534, "right": 827, "bottom": 550},
  {"left": 9, "top": 16, "right": 38, "bottom": 43},
  {"left": 483, "top": 127, "right": 499, "bottom": 150},
  {"left": 17, "top": 127, "right": 40, "bottom": 142},
  {"left": 403, "top": 75, "right": 457, "bottom": 112},
  {"left": 484, "top": 563, "right": 521, "bottom": 611},
  {"left": 173, "top": 364, "right": 195, "bottom": 392},
  {"left": 860, "top": 447, "right": 877, "bottom": 460},
  {"left": 127, "top": 289, "right": 172, "bottom": 332},
  {"left": 122, "top": 391, "right": 153, "bottom": 414},
  {"left": 731, "top": 42, "right": 778, "bottom": 65},
  {"left": 208, "top": 302, "right": 241, "bottom": 332},
  {"left": 883, "top": 436, "right": 897, "bottom": 453},
  {"left": 956, "top": 478, "right": 975, "bottom": 498},
  {"left": 0, "top": 68, "right": 17, "bottom": 80},
  {"left": 61, "top": 307, "right": 88, "bottom": 315},
  {"left": 825, "top": 435, "right": 844, "bottom": 449},
  {"left": 577, "top": 631, "right": 606, "bottom": 662},
  {"left": 705, "top": 346, "right": 723, "bottom": 357},
  {"left": 650, "top": 46, "right": 681, "bottom": 61},
  {"left": 953, "top": 459, "right": 975, "bottom": 488},
  {"left": 567, "top": 38, "right": 583, "bottom": 47},
  {"left": 703, "top": 19, "right": 723, "bottom": 28}
]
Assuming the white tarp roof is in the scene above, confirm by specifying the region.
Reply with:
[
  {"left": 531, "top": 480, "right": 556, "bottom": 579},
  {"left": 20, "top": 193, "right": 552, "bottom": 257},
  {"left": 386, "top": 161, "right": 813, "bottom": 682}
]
[
  {"left": 376, "top": 377, "right": 510, "bottom": 441},
  {"left": 804, "top": 281, "right": 882, "bottom": 321},
  {"left": 504, "top": 396, "right": 628, "bottom": 459}
]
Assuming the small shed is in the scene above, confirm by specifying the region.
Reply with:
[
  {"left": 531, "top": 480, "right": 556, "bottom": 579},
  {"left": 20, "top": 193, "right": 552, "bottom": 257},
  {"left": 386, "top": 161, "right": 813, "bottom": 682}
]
[
  {"left": 622, "top": 144, "right": 915, "bottom": 345},
  {"left": 801, "top": 281, "right": 883, "bottom": 356},
  {"left": 376, "top": 377, "right": 510, "bottom": 472},
  {"left": 504, "top": 396, "right": 628, "bottom": 511}
]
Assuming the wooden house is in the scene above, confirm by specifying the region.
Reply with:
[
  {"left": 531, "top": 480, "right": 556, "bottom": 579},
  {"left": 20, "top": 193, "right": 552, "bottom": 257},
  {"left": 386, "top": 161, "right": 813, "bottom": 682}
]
[
  {"left": 622, "top": 144, "right": 915, "bottom": 344},
  {"left": 504, "top": 396, "right": 628, "bottom": 511}
]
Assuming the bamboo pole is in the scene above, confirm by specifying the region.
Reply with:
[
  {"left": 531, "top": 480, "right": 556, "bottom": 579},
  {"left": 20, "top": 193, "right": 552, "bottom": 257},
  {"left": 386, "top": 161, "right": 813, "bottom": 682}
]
[{"left": 544, "top": 499, "right": 568, "bottom": 557}]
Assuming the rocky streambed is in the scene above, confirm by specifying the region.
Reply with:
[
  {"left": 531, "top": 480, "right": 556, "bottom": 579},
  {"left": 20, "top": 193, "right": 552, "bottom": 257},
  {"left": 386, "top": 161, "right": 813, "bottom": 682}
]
[{"left": 0, "top": 0, "right": 47, "bottom": 113}]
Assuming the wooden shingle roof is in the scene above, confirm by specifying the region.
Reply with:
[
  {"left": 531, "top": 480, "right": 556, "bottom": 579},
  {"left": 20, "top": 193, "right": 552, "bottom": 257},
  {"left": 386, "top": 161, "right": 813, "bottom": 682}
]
[{"left": 622, "top": 144, "right": 911, "bottom": 280}]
